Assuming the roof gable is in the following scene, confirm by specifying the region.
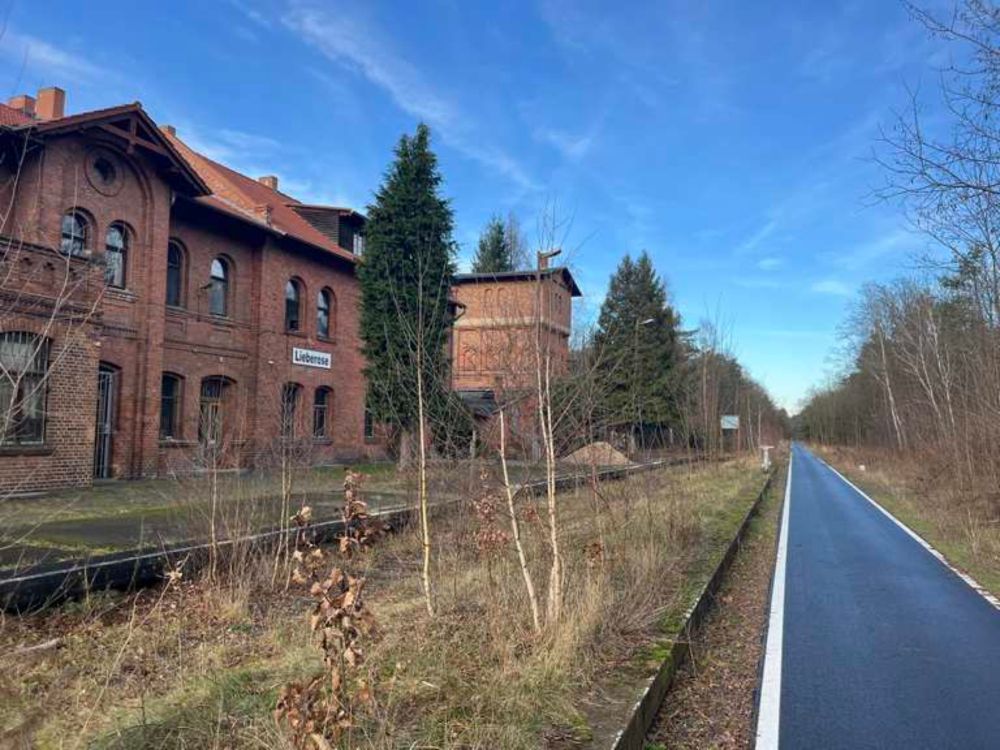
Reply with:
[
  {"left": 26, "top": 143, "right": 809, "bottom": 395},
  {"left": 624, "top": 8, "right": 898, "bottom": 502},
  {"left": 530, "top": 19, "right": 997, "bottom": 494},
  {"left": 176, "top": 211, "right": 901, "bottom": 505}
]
[
  {"left": 4, "top": 96, "right": 362, "bottom": 264},
  {"left": 18, "top": 104, "right": 209, "bottom": 196}
]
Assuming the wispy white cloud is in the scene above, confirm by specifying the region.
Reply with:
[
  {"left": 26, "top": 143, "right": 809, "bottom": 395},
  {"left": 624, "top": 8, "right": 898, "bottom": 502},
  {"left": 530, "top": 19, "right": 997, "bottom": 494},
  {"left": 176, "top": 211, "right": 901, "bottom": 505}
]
[
  {"left": 224, "top": 0, "right": 271, "bottom": 42},
  {"left": 179, "top": 122, "right": 366, "bottom": 207},
  {"left": 796, "top": 10, "right": 855, "bottom": 85},
  {"left": 225, "top": 0, "right": 270, "bottom": 28},
  {"left": 0, "top": 29, "right": 111, "bottom": 84},
  {"left": 215, "top": 128, "right": 283, "bottom": 153},
  {"left": 874, "top": 12, "right": 951, "bottom": 74},
  {"left": 800, "top": 43, "right": 851, "bottom": 83},
  {"left": 534, "top": 126, "right": 595, "bottom": 160},
  {"left": 284, "top": 5, "right": 455, "bottom": 125},
  {"left": 810, "top": 278, "right": 853, "bottom": 296},
  {"left": 232, "top": 25, "right": 261, "bottom": 43},
  {"left": 179, "top": 125, "right": 283, "bottom": 165},
  {"left": 827, "top": 226, "right": 923, "bottom": 271},
  {"left": 282, "top": 2, "right": 537, "bottom": 191},
  {"left": 538, "top": 0, "right": 734, "bottom": 121},
  {"left": 736, "top": 219, "right": 779, "bottom": 256},
  {"left": 757, "top": 256, "right": 783, "bottom": 271}
]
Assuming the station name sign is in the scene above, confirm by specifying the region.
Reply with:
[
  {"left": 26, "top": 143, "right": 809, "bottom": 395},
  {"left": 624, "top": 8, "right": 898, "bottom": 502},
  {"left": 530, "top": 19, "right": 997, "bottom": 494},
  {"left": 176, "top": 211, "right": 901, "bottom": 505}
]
[{"left": 292, "top": 347, "right": 332, "bottom": 369}]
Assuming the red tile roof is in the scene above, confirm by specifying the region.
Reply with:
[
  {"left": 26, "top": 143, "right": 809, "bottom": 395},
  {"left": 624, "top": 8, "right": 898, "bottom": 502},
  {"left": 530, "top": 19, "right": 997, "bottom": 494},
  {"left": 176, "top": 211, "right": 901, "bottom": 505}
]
[
  {"left": 162, "top": 130, "right": 358, "bottom": 263},
  {"left": 14, "top": 103, "right": 210, "bottom": 196},
  {"left": 0, "top": 103, "right": 33, "bottom": 127},
  {"left": 0, "top": 97, "right": 357, "bottom": 263},
  {"left": 28, "top": 102, "right": 142, "bottom": 133}
]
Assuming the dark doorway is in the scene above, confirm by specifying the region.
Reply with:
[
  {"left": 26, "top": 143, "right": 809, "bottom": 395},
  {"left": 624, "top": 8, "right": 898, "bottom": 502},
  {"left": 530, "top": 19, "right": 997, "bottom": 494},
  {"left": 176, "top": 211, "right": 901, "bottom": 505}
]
[{"left": 94, "top": 364, "right": 117, "bottom": 478}]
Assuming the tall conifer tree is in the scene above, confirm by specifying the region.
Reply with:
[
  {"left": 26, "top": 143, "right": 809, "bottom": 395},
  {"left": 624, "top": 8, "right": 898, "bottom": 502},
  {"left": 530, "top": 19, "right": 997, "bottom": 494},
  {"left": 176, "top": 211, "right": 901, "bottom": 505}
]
[
  {"left": 593, "top": 252, "right": 683, "bottom": 444},
  {"left": 471, "top": 215, "right": 515, "bottom": 273},
  {"left": 358, "top": 124, "right": 456, "bottom": 457}
]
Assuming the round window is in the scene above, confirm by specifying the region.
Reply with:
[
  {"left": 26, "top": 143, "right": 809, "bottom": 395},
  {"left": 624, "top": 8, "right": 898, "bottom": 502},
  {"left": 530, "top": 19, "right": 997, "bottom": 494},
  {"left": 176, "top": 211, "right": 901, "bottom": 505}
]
[
  {"left": 86, "top": 149, "right": 125, "bottom": 196},
  {"left": 93, "top": 157, "right": 117, "bottom": 185}
]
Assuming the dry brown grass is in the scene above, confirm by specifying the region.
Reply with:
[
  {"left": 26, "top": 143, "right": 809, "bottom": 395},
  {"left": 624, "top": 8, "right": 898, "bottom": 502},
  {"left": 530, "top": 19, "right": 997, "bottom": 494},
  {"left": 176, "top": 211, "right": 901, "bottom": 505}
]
[
  {"left": 813, "top": 444, "right": 1000, "bottom": 595},
  {"left": 650, "top": 459, "right": 783, "bottom": 749},
  {"left": 0, "top": 458, "right": 765, "bottom": 749}
]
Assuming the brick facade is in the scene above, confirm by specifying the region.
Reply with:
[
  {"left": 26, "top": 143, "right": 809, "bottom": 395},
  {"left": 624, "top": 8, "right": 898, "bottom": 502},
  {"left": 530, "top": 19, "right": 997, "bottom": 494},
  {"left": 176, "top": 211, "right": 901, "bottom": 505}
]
[
  {"left": 0, "top": 89, "right": 383, "bottom": 493},
  {"left": 449, "top": 268, "right": 581, "bottom": 458},
  {"left": 0, "top": 247, "right": 103, "bottom": 491},
  {"left": 451, "top": 268, "right": 579, "bottom": 392}
]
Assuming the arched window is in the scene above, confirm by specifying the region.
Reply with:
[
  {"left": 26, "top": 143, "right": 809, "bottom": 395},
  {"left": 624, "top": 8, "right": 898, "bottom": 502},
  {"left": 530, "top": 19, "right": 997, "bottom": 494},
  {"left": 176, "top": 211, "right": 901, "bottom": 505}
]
[
  {"left": 60, "top": 211, "right": 89, "bottom": 256},
  {"left": 285, "top": 279, "right": 302, "bottom": 331},
  {"left": 317, "top": 288, "right": 333, "bottom": 338},
  {"left": 281, "top": 382, "right": 301, "bottom": 438},
  {"left": 104, "top": 223, "right": 127, "bottom": 288},
  {"left": 313, "top": 387, "right": 332, "bottom": 438},
  {"left": 460, "top": 331, "right": 480, "bottom": 371},
  {"left": 199, "top": 376, "right": 232, "bottom": 449},
  {"left": 209, "top": 258, "right": 229, "bottom": 316},
  {"left": 160, "top": 373, "right": 183, "bottom": 439},
  {"left": 166, "top": 241, "right": 184, "bottom": 307},
  {"left": 0, "top": 332, "right": 49, "bottom": 444}
]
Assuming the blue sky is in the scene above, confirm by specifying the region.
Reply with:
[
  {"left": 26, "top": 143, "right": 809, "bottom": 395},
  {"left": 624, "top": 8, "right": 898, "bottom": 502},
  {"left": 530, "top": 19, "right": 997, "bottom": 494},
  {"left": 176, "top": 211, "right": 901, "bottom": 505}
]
[{"left": 0, "top": 0, "right": 956, "bottom": 411}]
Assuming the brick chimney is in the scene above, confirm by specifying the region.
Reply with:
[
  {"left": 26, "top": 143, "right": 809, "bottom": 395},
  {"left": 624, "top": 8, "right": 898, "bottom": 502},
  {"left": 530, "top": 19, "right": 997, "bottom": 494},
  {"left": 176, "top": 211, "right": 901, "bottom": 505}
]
[
  {"left": 35, "top": 87, "right": 65, "bottom": 120},
  {"left": 7, "top": 94, "right": 35, "bottom": 117},
  {"left": 258, "top": 175, "right": 278, "bottom": 191},
  {"left": 160, "top": 124, "right": 177, "bottom": 137}
]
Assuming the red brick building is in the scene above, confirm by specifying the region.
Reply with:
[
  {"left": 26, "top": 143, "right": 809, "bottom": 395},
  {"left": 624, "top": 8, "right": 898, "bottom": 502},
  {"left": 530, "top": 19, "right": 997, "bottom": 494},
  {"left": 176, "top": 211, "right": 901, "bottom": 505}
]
[
  {"left": 451, "top": 265, "right": 580, "bottom": 393},
  {"left": 0, "top": 87, "right": 380, "bottom": 493},
  {"left": 450, "top": 265, "right": 581, "bottom": 453}
]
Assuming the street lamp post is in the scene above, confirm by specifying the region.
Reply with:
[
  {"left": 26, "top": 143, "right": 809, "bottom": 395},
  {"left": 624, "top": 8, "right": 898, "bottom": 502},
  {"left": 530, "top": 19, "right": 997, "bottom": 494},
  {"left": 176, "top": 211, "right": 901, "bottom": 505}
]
[{"left": 630, "top": 316, "right": 656, "bottom": 456}]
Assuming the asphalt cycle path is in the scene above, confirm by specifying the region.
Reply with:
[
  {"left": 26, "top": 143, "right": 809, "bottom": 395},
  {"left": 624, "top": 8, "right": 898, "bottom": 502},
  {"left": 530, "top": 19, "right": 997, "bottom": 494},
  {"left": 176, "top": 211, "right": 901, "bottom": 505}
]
[{"left": 756, "top": 444, "right": 1000, "bottom": 749}]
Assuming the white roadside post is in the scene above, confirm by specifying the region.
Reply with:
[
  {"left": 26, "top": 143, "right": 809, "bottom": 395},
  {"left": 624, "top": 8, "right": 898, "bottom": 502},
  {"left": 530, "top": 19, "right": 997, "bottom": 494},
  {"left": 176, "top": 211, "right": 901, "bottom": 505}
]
[{"left": 761, "top": 445, "right": 773, "bottom": 471}]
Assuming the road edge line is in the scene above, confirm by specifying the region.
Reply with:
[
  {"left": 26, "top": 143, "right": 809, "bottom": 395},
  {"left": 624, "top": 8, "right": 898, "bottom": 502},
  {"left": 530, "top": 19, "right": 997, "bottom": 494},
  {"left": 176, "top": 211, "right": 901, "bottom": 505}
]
[
  {"left": 755, "top": 450, "right": 792, "bottom": 749},
  {"left": 818, "top": 454, "right": 1000, "bottom": 612}
]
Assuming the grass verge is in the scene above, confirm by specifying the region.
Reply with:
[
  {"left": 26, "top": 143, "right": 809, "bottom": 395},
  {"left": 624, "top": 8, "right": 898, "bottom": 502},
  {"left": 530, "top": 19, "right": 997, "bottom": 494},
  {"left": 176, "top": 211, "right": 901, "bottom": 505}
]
[
  {"left": 648, "top": 460, "right": 783, "bottom": 748},
  {"left": 1, "top": 457, "right": 765, "bottom": 749}
]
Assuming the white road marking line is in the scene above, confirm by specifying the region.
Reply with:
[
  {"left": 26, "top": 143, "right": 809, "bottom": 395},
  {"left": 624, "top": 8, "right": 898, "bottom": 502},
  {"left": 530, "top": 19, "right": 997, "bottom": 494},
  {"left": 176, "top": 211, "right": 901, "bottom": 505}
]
[
  {"left": 756, "top": 450, "right": 793, "bottom": 749},
  {"left": 816, "top": 454, "right": 1000, "bottom": 612}
]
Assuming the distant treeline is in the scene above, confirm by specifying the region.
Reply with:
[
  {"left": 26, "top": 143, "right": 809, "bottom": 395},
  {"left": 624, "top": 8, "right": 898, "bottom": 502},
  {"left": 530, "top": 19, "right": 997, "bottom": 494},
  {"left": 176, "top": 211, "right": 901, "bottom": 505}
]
[{"left": 797, "top": 1, "right": 1000, "bottom": 504}]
